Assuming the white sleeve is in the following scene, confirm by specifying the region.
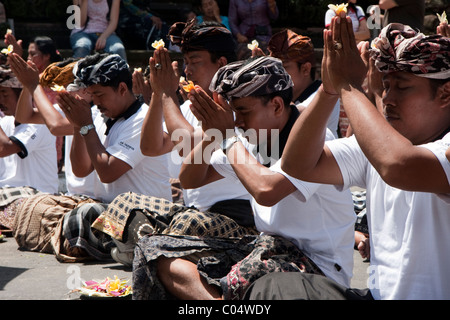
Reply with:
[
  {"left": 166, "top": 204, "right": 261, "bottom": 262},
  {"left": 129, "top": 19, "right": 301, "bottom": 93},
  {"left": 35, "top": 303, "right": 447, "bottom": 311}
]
[
  {"left": 356, "top": 6, "right": 366, "bottom": 20},
  {"left": 210, "top": 148, "right": 240, "bottom": 183},
  {"left": 269, "top": 159, "right": 321, "bottom": 202},
  {"left": 419, "top": 133, "right": 450, "bottom": 193},
  {"left": 326, "top": 135, "right": 369, "bottom": 190},
  {"left": 12, "top": 124, "right": 48, "bottom": 159}
]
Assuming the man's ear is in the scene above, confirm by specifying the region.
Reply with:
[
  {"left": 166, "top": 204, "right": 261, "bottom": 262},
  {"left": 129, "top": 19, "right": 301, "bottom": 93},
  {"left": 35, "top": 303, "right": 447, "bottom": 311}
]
[
  {"left": 118, "top": 82, "right": 128, "bottom": 96},
  {"left": 301, "top": 62, "right": 312, "bottom": 77},
  {"left": 271, "top": 96, "right": 285, "bottom": 116},
  {"left": 437, "top": 81, "right": 450, "bottom": 109},
  {"left": 217, "top": 56, "right": 228, "bottom": 68}
]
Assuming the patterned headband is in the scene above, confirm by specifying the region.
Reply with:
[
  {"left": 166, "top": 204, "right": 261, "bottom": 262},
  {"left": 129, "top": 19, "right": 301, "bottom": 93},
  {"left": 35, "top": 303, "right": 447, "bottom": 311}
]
[
  {"left": 370, "top": 23, "right": 450, "bottom": 79},
  {"left": 268, "top": 29, "right": 315, "bottom": 65},
  {"left": 210, "top": 56, "right": 293, "bottom": 100},
  {"left": 168, "top": 19, "right": 236, "bottom": 53},
  {"left": 67, "top": 54, "right": 129, "bottom": 91},
  {"left": 40, "top": 60, "right": 77, "bottom": 88}
]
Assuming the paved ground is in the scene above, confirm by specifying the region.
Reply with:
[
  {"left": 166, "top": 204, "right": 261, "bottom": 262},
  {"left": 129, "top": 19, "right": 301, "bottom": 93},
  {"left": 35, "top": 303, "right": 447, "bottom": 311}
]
[{"left": 0, "top": 233, "right": 369, "bottom": 300}]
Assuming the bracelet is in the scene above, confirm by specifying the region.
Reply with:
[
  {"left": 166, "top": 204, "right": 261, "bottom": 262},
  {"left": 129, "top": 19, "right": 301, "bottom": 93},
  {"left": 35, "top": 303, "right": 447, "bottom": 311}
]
[{"left": 320, "top": 84, "right": 339, "bottom": 96}]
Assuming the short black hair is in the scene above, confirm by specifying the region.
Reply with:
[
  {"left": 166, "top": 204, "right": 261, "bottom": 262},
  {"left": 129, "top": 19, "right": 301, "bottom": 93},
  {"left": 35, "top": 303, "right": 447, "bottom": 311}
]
[
  {"left": 183, "top": 21, "right": 237, "bottom": 63},
  {"left": 32, "top": 36, "right": 62, "bottom": 63},
  {"left": 257, "top": 88, "right": 293, "bottom": 107}
]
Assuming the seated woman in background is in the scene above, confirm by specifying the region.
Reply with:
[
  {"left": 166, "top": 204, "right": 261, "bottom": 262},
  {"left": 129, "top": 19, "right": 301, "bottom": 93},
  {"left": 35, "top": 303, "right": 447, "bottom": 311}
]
[{"left": 70, "top": 0, "right": 127, "bottom": 61}]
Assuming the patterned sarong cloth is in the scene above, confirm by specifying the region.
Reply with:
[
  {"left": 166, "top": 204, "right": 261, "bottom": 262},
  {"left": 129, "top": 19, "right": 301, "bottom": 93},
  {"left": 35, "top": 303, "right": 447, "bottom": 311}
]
[
  {"left": 91, "top": 192, "right": 258, "bottom": 247},
  {"left": 13, "top": 194, "right": 99, "bottom": 262},
  {"left": 0, "top": 186, "right": 42, "bottom": 230},
  {"left": 62, "top": 202, "right": 115, "bottom": 261},
  {"left": 132, "top": 234, "right": 325, "bottom": 300}
]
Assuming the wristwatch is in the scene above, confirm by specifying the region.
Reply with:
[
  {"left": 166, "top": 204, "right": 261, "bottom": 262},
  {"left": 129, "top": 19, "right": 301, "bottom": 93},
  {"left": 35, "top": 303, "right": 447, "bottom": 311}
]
[
  {"left": 79, "top": 124, "right": 95, "bottom": 136},
  {"left": 220, "top": 135, "right": 240, "bottom": 154}
]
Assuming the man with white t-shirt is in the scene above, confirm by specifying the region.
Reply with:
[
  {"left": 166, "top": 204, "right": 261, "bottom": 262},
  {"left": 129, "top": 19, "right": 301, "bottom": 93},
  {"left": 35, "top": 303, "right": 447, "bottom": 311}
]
[
  {"left": 57, "top": 53, "right": 172, "bottom": 203},
  {"left": 248, "top": 20, "right": 450, "bottom": 300},
  {"left": 9, "top": 55, "right": 97, "bottom": 198},
  {"left": 140, "top": 19, "right": 248, "bottom": 212},
  {"left": 129, "top": 56, "right": 355, "bottom": 300},
  {"left": 92, "top": 21, "right": 257, "bottom": 267},
  {"left": 0, "top": 66, "right": 58, "bottom": 232},
  {"left": 0, "top": 67, "right": 58, "bottom": 194},
  {"left": 48, "top": 53, "right": 173, "bottom": 260}
]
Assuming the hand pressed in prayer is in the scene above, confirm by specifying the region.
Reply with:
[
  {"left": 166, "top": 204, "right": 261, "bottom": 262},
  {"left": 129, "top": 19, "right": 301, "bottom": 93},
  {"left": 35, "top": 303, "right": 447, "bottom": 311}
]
[
  {"left": 188, "top": 87, "right": 234, "bottom": 136},
  {"left": 324, "top": 11, "right": 367, "bottom": 93},
  {"left": 149, "top": 48, "right": 179, "bottom": 96},
  {"left": 4, "top": 33, "right": 23, "bottom": 57},
  {"left": 437, "top": 22, "right": 450, "bottom": 37},
  {"left": 132, "top": 69, "right": 152, "bottom": 105},
  {"left": 8, "top": 53, "right": 40, "bottom": 91},
  {"left": 56, "top": 91, "right": 93, "bottom": 129}
]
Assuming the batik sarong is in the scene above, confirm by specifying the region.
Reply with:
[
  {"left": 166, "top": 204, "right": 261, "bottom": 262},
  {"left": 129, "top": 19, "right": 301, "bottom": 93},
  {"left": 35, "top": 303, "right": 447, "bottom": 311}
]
[{"left": 132, "top": 234, "right": 325, "bottom": 300}]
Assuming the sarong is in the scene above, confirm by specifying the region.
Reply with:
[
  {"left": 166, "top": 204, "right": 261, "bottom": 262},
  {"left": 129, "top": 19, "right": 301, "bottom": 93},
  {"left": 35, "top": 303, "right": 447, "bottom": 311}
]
[
  {"left": 91, "top": 192, "right": 258, "bottom": 249},
  {"left": 13, "top": 194, "right": 99, "bottom": 262},
  {"left": 0, "top": 186, "right": 42, "bottom": 231},
  {"left": 132, "top": 234, "right": 325, "bottom": 300},
  {"left": 62, "top": 202, "right": 115, "bottom": 261}
]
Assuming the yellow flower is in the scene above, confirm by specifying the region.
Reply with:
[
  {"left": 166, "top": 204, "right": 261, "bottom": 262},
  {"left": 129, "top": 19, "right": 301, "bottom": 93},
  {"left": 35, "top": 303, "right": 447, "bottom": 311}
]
[
  {"left": 328, "top": 3, "right": 348, "bottom": 15},
  {"left": 1, "top": 45, "right": 13, "bottom": 55},
  {"left": 182, "top": 80, "right": 195, "bottom": 92},
  {"left": 180, "top": 76, "right": 195, "bottom": 92},
  {"left": 51, "top": 84, "right": 65, "bottom": 92},
  {"left": 151, "top": 39, "right": 165, "bottom": 50},
  {"left": 107, "top": 276, "right": 120, "bottom": 292},
  {"left": 247, "top": 40, "right": 259, "bottom": 50},
  {"left": 437, "top": 11, "right": 448, "bottom": 24}
]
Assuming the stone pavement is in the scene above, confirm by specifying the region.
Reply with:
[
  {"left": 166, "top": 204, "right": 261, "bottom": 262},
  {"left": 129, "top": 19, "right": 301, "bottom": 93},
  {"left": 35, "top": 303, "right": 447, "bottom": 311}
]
[
  {"left": 0, "top": 234, "right": 370, "bottom": 300},
  {"left": 0, "top": 235, "right": 132, "bottom": 300}
]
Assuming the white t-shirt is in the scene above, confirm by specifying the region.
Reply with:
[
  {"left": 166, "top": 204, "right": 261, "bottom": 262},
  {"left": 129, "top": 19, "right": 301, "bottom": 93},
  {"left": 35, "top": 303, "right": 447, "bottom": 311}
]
[
  {"left": 211, "top": 130, "right": 356, "bottom": 287},
  {"left": 327, "top": 134, "right": 450, "bottom": 299},
  {"left": 91, "top": 102, "right": 172, "bottom": 203},
  {"left": 54, "top": 104, "right": 97, "bottom": 197},
  {"left": 0, "top": 116, "right": 58, "bottom": 193},
  {"left": 168, "top": 100, "right": 251, "bottom": 211},
  {"left": 297, "top": 88, "right": 340, "bottom": 138}
]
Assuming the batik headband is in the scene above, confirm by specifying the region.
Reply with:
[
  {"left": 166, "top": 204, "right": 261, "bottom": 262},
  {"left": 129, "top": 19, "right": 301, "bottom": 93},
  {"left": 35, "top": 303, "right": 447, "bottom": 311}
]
[
  {"left": 40, "top": 60, "right": 77, "bottom": 88},
  {"left": 268, "top": 29, "right": 316, "bottom": 65},
  {"left": 210, "top": 56, "right": 293, "bottom": 100},
  {"left": 0, "top": 65, "right": 22, "bottom": 88},
  {"left": 370, "top": 23, "right": 450, "bottom": 79},
  {"left": 67, "top": 54, "right": 129, "bottom": 91},
  {"left": 168, "top": 19, "right": 236, "bottom": 53}
]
